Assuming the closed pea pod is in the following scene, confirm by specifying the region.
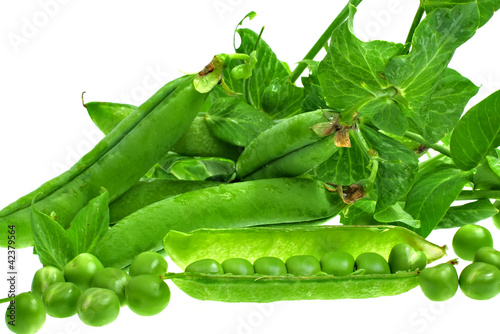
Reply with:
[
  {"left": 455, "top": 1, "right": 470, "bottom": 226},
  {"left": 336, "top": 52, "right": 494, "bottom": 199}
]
[{"left": 163, "top": 226, "right": 445, "bottom": 302}]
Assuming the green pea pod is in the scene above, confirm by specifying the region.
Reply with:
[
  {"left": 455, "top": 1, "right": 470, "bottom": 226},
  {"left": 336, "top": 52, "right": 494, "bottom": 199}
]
[
  {"left": 0, "top": 74, "right": 207, "bottom": 248},
  {"left": 162, "top": 226, "right": 446, "bottom": 302},
  {"left": 236, "top": 110, "right": 337, "bottom": 180},
  {"left": 109, "top": 179, "right": 220, "bottom": 223},
  {"left": 86, "top": 102, "right": 240, "bottom": 161},
  {"left": 92, "top": 178, "right": 345, "bottom": 269}
]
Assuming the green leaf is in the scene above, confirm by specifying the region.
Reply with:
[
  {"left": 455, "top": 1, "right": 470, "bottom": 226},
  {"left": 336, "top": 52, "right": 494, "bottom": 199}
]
[
  {"left": 206, "top": 96, "right": 274, "bottom": 147},
  {"left": 437, "top": 199, "right": 499, "bottom": 229},
  {"left": 301, "top": 77, "right": 328, "bottom": 112},
  {"left": 360, "top": 98, "right": 408, "bottom": 136},
  {"left": 31, "top": 201, "right": 75, "bottom": 270},
  {"left": 473, "top": 154, "right": 500, "bottom": 190},
  {"left": 405, "top": 168, "right": 472, "bottom": 237},
  {"left": 170, "top": 158, "right": 236, "bottom": 182},
  {"left": 340, "top": 198, "right": 377, "bottom": 225},
  {"left": 261, "top": 77, "right": 304, "bottom": 119},
  {"left": 360, "top": 125, "right": 419, "bottom": 213},
  {"left": 374, "top": 203, "right": 421, "bottom": 229},
  {"left": 422, "top": 0, "right": 500, "bottom": 27},
  {"left": 385, "top": 3, "right": 479, "bottom": 128},
  {"left": 66, "top": 190, "right": 110, "bottom": 254},
  {"left": 450, "top": 89, "right": 500, "bottom": 170},
  {"left": 318, "top": 5, "right": 404, "bottom": 113},
  {"left": 408, "top": 68, "right": 479, "bottom": 143},
  {"left": 308, "top": 130, "right": 370, "bottom": 185}
]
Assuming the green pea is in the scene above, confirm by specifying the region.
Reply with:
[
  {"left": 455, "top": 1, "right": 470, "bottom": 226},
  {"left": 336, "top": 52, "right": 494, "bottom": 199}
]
[
  {"left": 419, "top": 263, "right": 458, "bottom": 301},
  {"left": 285, "top": 255, "right": 321, "bottom": 276},
  {"left": 473, "top": 247, "right": 500, "bottom": 270},
  {"left": 129, "top": 252, "right": 168, "bottom": 277},
  {"left": 63, "top": 253, "right": 104, "bottom": 292},
  {"left": 459, "top": 262, "right": 500, "bottom": 300},
  {"left": 388, "top": 243, "right": 427, "bottom": 273},
  {"left": 42, "top": 282, "right": 81, "bottom": 318},
  {"left": 91, "top": 268, "right": 131, "bottom": 307},
  {"left": 77, "top": 288, "right": 120, "bottom": 327},
  {"left": 355, "top": 253, "right": 391, "bottom": 275},
  {"left": 320, "top": 251, "right": 355, "bottom": 276},
  {"left": 185, "top": 259, "right": 224, "bottom": 274},
  {"left": 125, "top": 274, "right": 171, "bottom": 316},
  {"left": 221, "top": 258, "right": 255, "bottom": 275},
  {"left": 452, "top": 224, "right": 493, "bottom": 261},
  {"left": 31, "top": 266, "right": 65, "bottom": 298},
  {"left": 253, "top": 257, "right": 287, "bottom": 276},
  {"left": 5, "top": 292, "right": 46, "bottom": 334}
]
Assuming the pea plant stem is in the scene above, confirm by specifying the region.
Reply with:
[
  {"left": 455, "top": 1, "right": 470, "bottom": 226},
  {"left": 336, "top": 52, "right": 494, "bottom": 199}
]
[
  {"left": 457, "top": 190, "right": 500, "bottom": 200},
  {"left": 289, "top": 0, "right": 363, "bottom": 83},
  {"left": 403, "top": 132, "right": 451, "bottom": 157},
  {"left": 402, "top": 5, "right": 425, "bottom": 54},
  {"left": 0, "top": 296, "right": 13, "bottom": 304}
]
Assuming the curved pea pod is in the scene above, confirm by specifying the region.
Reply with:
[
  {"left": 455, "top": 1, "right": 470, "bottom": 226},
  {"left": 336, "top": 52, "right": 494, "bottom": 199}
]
[
  {"left": 85, "top": 101, "right": 240, "bottom": 161},
  {"left": 162, "top": 226, "right": 446, "bottom": 302},
  {"left": 109, "top": 179, "right": 220, "bottom": 223},
  {"left": 92, "top": 178, "right": 345, "bottom": 269},
  {"left": 0, "top": 74, "right": 207, "bottom": 248},
  {"left": 236, "top": 110, "right": 338, "bottom": 180}
]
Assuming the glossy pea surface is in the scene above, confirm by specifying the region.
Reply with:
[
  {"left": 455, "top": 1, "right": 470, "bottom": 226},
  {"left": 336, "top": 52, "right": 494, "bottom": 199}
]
[
  {"left": 77, "top": 288, "right": 120, "bottom": 327},
  {"left": 42, "top": 282, "right": 81, "bottom": 318},
  {"left": 221, "top": 258, "right": 254, "bottom": 275},
  {"left": 389, "top": 243, "right": 427, "bottom": 273},
  {"left": 320, "top": 251, "right": 355, "bottom": 276},
  {"left": 5, "top": 292, "right": 46, "bottom": 334},
  {"left": 474, "top": 247, "right": 500, "bottom": 270},
  {"left": 285, "top": 255, "right": 321, "bottom": 276},
  {"left": 253, "top": 257, "right": 287, "bottom": 276},
  {"left": 91, "top": 268, "right": 131, "bottom": 307},
  {"left": 419, "top": 263, "right": 458, "bottom": 301},
  {"left": 125, "top": 274, "right": 171, "bottom": 316},
  {"left": 459, "top": 262, "right": 500, "bottom": 300},
  {"left": 63, "top": 253, "right": 104, "bottom": 292},
  {"left": 452, "top": 224, "right": 493, "bottom": 261},
  {"left": 355, "top": 253, "right": 390, "bottom": 275},
  {"left": 31, "top": 266, "right": 65, "bottom": 298},
  {"left": 185, "top": 259, "right": 223, "bottom": 274},
  {"left": 129, "top": 252, "right": 168, "bottom": 277}
]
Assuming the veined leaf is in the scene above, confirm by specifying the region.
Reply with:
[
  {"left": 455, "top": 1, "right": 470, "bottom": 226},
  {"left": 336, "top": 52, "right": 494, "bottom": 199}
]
[
  {"left": 423, "top": 0, "right": 500, "bottom": 27},
  {"left": 339, "top": 198, "right": 377, "bottom": 225},
  {"left": 437, "top": 199, "right": 499, "bottom": 229},
  {"left": 170, "top": 158, "right": 236, "bottom": 182},
  {"left": 66, "top": 190, "right": 110, "bottom": 254},
  {"left": 31, "top": 202, "right": 75, "bottom": 270},
  {"left": 261, "top": 77, "right": 304, "bottom": 119},
  {"left": 374, "top": 203, "right": 421, "bottom": 229},
  {"left": 405, "top": 168, "right": 472, "bottom": 237},
  {"left": 206, "top": 96, "right": 274, "bottom": 147},
  {"left": 450, "top": 89, "right": 500, "bottom": 170},
  {"left": 385, "top": 3, "right": 479, "bottom": 128},
  {"left": 360, "top": 98, "right": 408, "bottom": 136},
  {"left": 301, "top": 77, "right": 328, "bottom": 112}
]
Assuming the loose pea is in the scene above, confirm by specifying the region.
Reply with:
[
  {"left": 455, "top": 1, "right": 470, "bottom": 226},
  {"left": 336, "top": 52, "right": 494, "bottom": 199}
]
[
  {"left": 419, "top": 263, "right": 458, "bottom": 301},
  {"left": 77, "top": 288, "right": 120, "bottom": 327},
  {"left": 452, "top": 224, "right": 493, "bottom": 261},
  {"left": 473, "top": 247, "right": 500, "bottom": 270},
  {"left": 459, "top": 262, "right": 500, "bottom": 300},
  {"left": 253, "top": 257, "right": 287, "bottom": 276},
  {"left": 355, "top": 253, "right": 391, "bottom": 275},
  {"left": 91, "top": 268, "right": 131, "bottom": 307},
  {"left": 221, "top": 258, "right": 255, "bottom": 275},
  {"left": 31, "top": 266, "right": 65, "bottom": 298},
  {"left": 388, "top": 243, "right": 427, "bottom": 273},
  {"left": 63, "top": 253, "right": 104, "bottom": 292},
  {"left": 42, "top": 282, "right": 81, "bottom": 318},
  {"left": 125, "top": 274, "right": 171, "bottom": 316},
  {"left": 5, "top": 292, "right": 46, "bottom": 334},
  {"left": 285, "top": 255, "right": 321, "bottom": 276},
  {"left": 185, "top": 259, "right": 224, "bottom": 274},
  {"left": 129, "top": 252, "right": 168, "bottom": 277},
  {"left": 320, "top": 251, "right": 355, "bottom": 276}
]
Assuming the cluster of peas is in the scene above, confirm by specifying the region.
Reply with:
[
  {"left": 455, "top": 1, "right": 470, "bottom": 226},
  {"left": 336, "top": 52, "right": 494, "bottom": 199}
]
[
  {"left": 419, "top": 224, "right": 500, "bottom": 301},
  {"left": 5, "top": 251, "right": 170, "bottom": 334},
  {"left": 184, "top": 243, "right": 428, "bottom": 277}
]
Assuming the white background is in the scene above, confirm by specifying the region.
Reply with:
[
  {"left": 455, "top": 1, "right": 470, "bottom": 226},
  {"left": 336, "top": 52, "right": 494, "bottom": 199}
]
[{"left": 1, "top": 1, "right": 500, "bottom": 333}]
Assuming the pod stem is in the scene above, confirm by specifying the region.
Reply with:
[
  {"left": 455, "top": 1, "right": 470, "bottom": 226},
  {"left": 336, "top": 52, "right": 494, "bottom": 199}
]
[
  {"left": 457, "top": 190, "right": 500, "bottom": 200},
  {"left": 403, "top": 132, "right": 451, "bottom": 157},
  {"left": 401, "top": 5, "right": 425, "bottom": 55},
  {"left": 0, "top": 296, "right": 13, "bottom": 304}
]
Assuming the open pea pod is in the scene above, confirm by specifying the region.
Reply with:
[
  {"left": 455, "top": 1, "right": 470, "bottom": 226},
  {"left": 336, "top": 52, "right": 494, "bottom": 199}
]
[{"left": 163, "top": 226, "right": 446, "bottom": 302}]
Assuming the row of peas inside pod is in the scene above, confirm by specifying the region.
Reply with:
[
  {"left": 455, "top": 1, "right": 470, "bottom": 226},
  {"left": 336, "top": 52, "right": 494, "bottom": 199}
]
[{"left": 5, "top": 251, "right": 170, "bottom": 334}]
